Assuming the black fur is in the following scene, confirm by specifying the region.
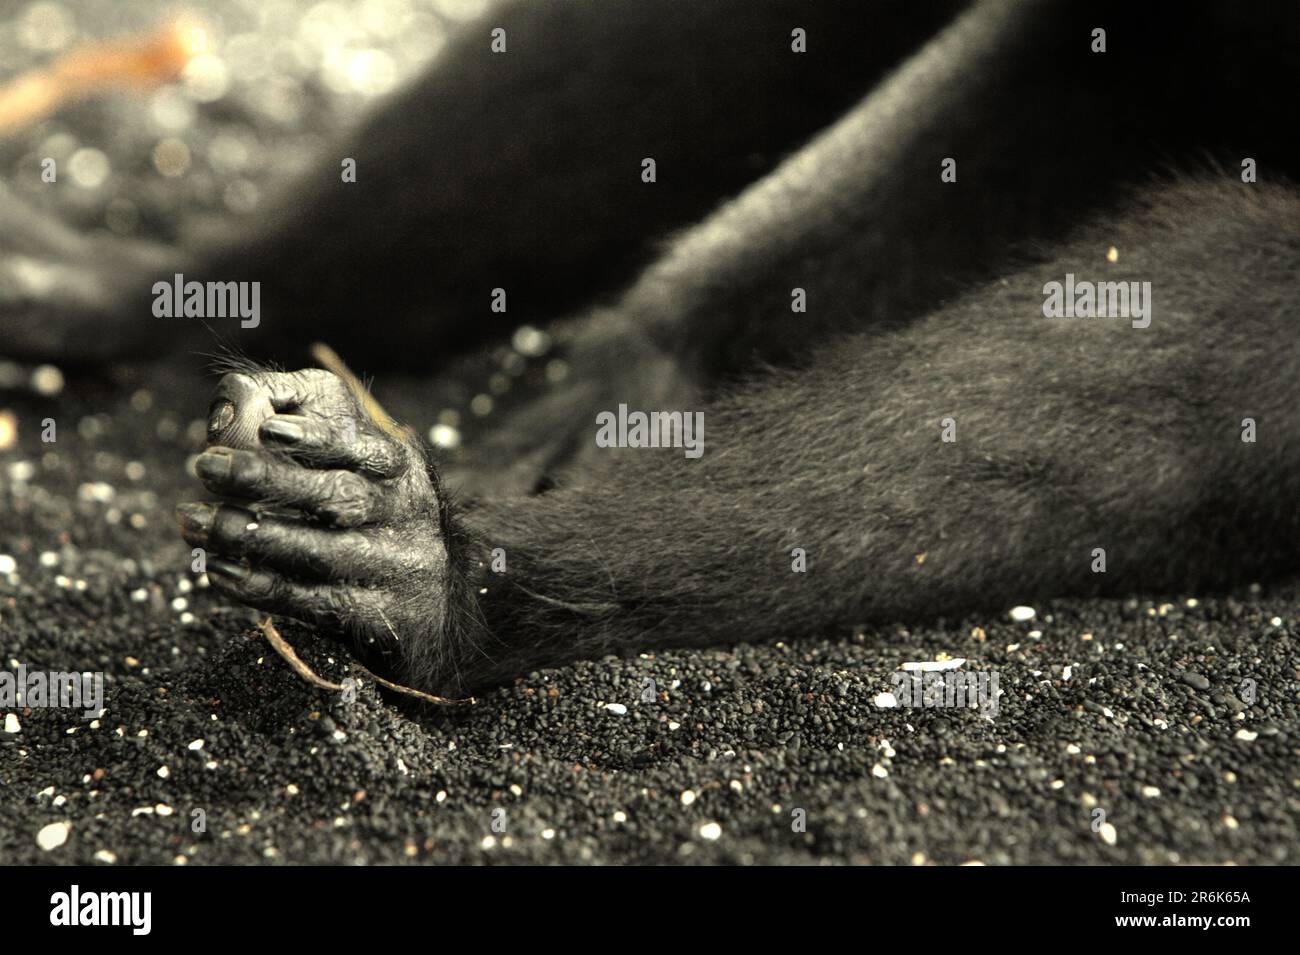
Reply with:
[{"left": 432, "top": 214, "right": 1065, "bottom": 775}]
[{"left": 4, "top": 1, "right": 1298, "bottom": 696}]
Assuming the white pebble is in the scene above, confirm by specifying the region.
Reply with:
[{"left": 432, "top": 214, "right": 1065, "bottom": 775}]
[
  {"left": 1062, "top": 666, "right": 1073, "bottom": 681},
  {"left": 1234, "top": 729, "right": 1258, "bottom": 741},
  {"left": 680, "top": 790, "right": 696, "bottom": 806},
  {"left": 873, "top": 691, "right": 898, "bottom": 708},
  {"left": 93, "top": 849, "right": 118, "bottom": 864},
  {"left": 1098, "top": 822, "right": 1117, "bottom": 846},
  {"left": 1009, "top": 605, "right": 1036, "bottom": 622},
  {"left": 1141, "top": 786, "right": 1161, "bottom": 798},
  {"left": 157, "top": 765, "right": 170, "bottom": 778},
  {"left": 3, "top": 713, "right": 19, "bottom": 734},
  {"left": 188, "top": 739, "right": 204, "bottom": 751},
  {"left": 0, "top": 555, "right": 16, "bottom": 575},
  {"left": 871, "top": 763, "right": 889, "bottom": 778},
  {"left": 36, "top": 821, "right": 70, "bottom": 851},
  {"left": 605, "top": 703, "right": 628, "bottom": 715},
  {"left": 698, "top": 822, "right": 722, "bottom": 841},
  {"left": 901, "top": 658, "right": 965, "bottom": 672}
]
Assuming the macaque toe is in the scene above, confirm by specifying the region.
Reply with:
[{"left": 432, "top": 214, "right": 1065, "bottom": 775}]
[
  {"left": 176, "top": 501, "right": 378, "bottom": 579},
  {"left": 206, "top": 559, "right": 396, "bottom": 647},
  {"left": 258, "top": 413, "right": 407, "bottom": 478},
  {"left": 192, "top": 447, "right": 383, "bottom": 526}
]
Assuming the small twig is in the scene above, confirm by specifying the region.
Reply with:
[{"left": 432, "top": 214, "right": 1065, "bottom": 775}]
[
  {"left": 259, "top": 618, "right": 475, "bottom": 707},
  {"left": 310, "top": 342, "right": 415, "bottom": 443},
  {"left": 0, "top": 17, "right": 206, "bottom": 136},
  {"left": 259, "top": 617, "right": 344, "bottom": 691},
  {"left": 351, "top": 660, "right": 476, "bottom": 707}
]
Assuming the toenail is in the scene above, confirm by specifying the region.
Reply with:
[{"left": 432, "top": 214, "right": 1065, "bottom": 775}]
[
  {"left": 195, "top": 449, "right": 232, "bottom": 482},
  {"left": 261, "top": 418, "right": 304, "bottom": 443},
  {"left": 207, "top": 558, "right": 248, "bottom": 581},
  {"left": 173, "top": 502, "right": 215, "bottom": 541}
]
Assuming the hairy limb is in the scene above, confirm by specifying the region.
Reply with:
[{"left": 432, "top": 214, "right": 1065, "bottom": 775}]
[
  {"left": 177, "top": 181, "right": 1299, "bottom": 695},
  {"left": 604, "top": 0, "right": 1300, "bottom": 381},
  {"left": 455, "top": 0, "right": 1300, "bottom": 494},
  {"left": 0, "top": 182, "right": 192, "bottom": 364},
  {"left": 201, "top": 0, "right": 962, "bottom": 368},
  {"left": 441, "top": 181, "right": 1300, "bottom": 691}
]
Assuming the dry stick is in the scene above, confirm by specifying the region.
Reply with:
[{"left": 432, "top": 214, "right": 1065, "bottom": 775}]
[
  {"left": 310, "top": 342, "right": 415, "bottom": 443},
  {"left": 353, "top": 660, "right": 475, "bottom": 707},
  {"left": 259, "top": 617, "right": 344, "bottom": 691},
  {"left": 0, "top": 17, "right": 206, "bottom": 137},
  {"left": 259, "top": 618, "right": 475, "bottom": 707}
]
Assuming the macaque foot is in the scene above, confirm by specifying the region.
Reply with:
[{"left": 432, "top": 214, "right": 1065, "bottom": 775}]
[{"left": 176, "top": 368, "right": 460, "bottom": 688}]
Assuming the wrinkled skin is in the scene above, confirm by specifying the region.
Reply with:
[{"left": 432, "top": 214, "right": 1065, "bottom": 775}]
[{"left": 174, "top": 369, "right": 449, "bottom": 665}]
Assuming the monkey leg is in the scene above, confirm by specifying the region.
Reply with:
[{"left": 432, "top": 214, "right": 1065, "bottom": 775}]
[
  {"left": 0, "top": 182, "right": 192, "bottom": 364},
  {"left": 198, "top": 0, "right": 963, "bottom": 368},
  {"left": 447, "top": 179, "right": 1300, "bottom": 691},
  {"left": 179, "top": 179, "right": 1299, "bottom": 696},
  {"left": 454, "top": 0, "right": 1300, "bottom": 493}
]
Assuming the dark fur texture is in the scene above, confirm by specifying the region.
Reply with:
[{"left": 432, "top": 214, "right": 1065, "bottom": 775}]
[
  {"left": 441, "top": 180, "right": 1299, "bottom": 691},
  {"left": 176, "top": 0, "right": 1300, "bottom": 694},
  {"left": 5, "top": 2, "right": 1297, "bottom": 696}
]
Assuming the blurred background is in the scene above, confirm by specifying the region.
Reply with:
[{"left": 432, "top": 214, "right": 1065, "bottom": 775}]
[{"left": 0, "top": 0, "right": 486, "bottom": 244}]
